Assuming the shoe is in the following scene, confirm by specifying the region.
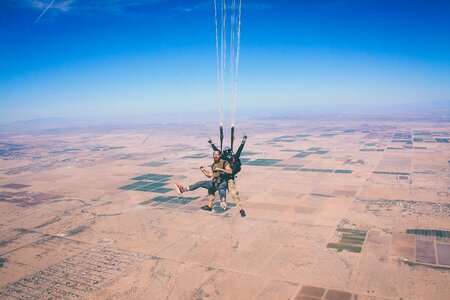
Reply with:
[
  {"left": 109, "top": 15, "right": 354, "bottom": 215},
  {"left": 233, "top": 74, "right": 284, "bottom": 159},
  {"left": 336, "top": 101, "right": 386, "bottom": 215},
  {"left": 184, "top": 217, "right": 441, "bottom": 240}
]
[
  {"left": 175, "top": 183, "right": 184, "bottom": 194},
  {"left": 201, "top": 205, "right": 212, "bottom": 211},
  {"left": 240, "top": 209, "right": 246, "bottom": 217},
  {"left": 220, "top": 201, "right": 227, "bottom": 210}
]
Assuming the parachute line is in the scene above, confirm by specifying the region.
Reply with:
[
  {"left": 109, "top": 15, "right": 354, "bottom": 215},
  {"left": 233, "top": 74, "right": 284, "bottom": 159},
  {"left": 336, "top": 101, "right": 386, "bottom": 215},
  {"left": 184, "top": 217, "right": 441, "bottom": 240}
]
[
  {"left": 214, "top": 0, "right": 242, "bottom": 146},
  {"left": 221, "top": 0, "right": 226, "bottom": 127},
  {"left": 232, "top": 0, "right": 242, "bottom": 128},
  {"left": 213, "top": 0, "right": 221, "bottom": 127}
]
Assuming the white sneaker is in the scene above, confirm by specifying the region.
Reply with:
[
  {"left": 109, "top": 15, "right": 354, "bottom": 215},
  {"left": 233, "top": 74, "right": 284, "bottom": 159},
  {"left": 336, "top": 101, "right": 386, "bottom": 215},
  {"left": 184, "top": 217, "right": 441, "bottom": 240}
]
[{"left": 220, "top": 201, "right": 227, "bottom": 210}]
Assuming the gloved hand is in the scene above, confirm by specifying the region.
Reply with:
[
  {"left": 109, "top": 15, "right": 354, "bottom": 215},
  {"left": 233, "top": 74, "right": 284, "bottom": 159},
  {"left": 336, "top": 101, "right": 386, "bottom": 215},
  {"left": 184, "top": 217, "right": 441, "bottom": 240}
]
[
  {"left": 208, "top": 138, "right": 213, "bottom": 144},
  {"left": 242, "top": 135, "right": 247, "bottom": 142}
]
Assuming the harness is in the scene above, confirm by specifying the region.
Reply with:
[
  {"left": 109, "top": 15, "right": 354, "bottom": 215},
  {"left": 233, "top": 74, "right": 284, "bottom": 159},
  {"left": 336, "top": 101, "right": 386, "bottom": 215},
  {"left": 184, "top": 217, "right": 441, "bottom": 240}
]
[{"left": 212, "top": 159, "right": 227, "bottom": 184}]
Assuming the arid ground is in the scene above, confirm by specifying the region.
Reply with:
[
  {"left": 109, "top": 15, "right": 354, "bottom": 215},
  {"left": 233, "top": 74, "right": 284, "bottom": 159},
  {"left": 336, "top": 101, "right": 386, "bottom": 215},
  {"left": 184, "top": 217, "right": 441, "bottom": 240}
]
[{"left": 1, "top": 114, "right": 449, "bottom": 299}]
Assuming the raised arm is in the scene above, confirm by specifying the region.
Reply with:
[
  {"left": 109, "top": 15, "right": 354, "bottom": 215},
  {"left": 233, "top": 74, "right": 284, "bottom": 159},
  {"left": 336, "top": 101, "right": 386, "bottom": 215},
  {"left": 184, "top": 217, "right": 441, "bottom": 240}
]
[
  {"left": 235, "top": 135, "right": 247, "bottom": 158},
  {"left": 208, "top": 138, "right": 220, "bottom": 152}
]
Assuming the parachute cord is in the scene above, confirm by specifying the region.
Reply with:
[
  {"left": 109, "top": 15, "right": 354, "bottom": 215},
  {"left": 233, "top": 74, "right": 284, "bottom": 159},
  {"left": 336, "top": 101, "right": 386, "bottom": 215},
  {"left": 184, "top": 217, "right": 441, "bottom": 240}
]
[
  {"left": 220, "top": 0, "right": 226, "bottom": 127},
  {"left": 219, "top": 0, "right": 227, "bottom": 151},
  {"left": 213, "top": 0, "right": 222, "bottom": 128},
  {"left": 230, "top": 0, "right": 235, "bottom": 129},
  {"left": 232, "top": 0, "right": 242, "bottom": 129},
  {"left": 214, "top": 0, "right": 242, "bottom": 149}
]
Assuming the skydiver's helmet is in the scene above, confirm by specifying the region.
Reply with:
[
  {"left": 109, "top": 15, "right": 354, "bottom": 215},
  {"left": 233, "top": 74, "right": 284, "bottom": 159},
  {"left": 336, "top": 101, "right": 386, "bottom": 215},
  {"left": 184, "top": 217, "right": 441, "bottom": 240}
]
[{"left": 222, "top": 147, "right": 232, "bottom": 161}]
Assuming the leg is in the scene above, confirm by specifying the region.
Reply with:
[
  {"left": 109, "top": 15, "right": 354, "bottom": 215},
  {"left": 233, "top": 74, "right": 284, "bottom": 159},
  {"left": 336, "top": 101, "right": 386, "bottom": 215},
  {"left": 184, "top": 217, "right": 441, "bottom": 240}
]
[
  {"left": 176, "top": 180, "right": 213, "bottom": 195},
  {"left": 201, "top": 192, "right": 216, "bottom": 211},
  {"left": 217, "top": 181, "right": 227, "bottom": 201},
  {"left": 217, "top": 181, "right": 228, "bottom": 210},
  {"left": 206, "top": 192, "right": 215, "bottom": 208},
  {"left": 188, "top": 180, "right": 214, "bottom": 191},
  {"left": 199, "top": 182, "right": 217, "bottom": 211},
  {"left": 228, "top": 179, "right": 246, "bottom": 217},
  {"left": 228, "top": 179, "right": 243, "bottom": 209}
]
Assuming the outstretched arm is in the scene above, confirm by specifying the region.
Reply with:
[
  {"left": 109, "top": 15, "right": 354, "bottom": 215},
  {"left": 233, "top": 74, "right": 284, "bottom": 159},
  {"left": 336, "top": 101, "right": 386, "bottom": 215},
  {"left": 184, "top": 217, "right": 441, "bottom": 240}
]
[
  {"left": 200, "top": 166, "right": 212, "bottom": 178},
  {"left": 208, "top": 138, "right": 220, "bottom": 152},
  {"left": 235, "top": 135, "right": 247, "bottom": 158}
]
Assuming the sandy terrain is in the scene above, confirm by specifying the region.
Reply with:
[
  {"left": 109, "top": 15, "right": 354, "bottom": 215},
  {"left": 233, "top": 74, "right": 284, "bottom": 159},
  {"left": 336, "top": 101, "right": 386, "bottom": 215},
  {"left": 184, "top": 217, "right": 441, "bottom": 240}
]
[{"left": 0, "top": 116, "right": 449, "bottom": 299}]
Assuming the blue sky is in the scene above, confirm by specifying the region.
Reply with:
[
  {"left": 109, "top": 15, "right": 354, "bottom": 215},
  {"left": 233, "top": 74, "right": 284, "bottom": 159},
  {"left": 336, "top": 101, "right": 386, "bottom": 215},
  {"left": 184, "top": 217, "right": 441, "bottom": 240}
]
[{"left": 0, "top": 0, "right": 449, "bottom": 122}]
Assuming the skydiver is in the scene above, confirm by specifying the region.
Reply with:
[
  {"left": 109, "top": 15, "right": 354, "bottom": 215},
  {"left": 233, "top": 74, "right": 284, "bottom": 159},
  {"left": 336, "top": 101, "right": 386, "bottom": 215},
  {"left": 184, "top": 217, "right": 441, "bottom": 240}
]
[
  {"left": 208, "top": 135, "right": 247, "bottom": 217},
  {"left": 175, "top": 150, "right": 232, "bottom": 211}
]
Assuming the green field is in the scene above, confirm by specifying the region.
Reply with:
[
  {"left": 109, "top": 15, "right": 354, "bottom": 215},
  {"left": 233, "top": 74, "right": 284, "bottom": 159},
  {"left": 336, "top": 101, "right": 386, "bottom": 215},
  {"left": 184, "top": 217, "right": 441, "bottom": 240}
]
[
  {"left": 299, "top": 168, "right": 334, "bottom": 173},
  {"left": 373, "top": 171, "right": 410, "bottom": 176},
  {"left": 334, "top": 170, "right": 353, "bottom": 174},
  {"left": 131, "top": 173, "right": 173, "bottom": 181},
  {"left": 182, "top": 153, "right": 209, "bottom": 159},
  {"left": 406, "top": 229, "right": 450, "bottom": 238},
  {"left": 119, "top": 173, "right": 173, "bottom": 193},
  {"left": 327, "top": 227, "right": 368, "bottom": 253},
  {"left": 246, "top": 159, "right": 282, "bottom": 166}
]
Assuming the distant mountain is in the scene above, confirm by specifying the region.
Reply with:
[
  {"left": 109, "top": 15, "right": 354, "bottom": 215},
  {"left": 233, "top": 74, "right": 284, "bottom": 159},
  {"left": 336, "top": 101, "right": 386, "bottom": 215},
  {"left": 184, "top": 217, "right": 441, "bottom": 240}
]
[
  {"left": 12, "top": 117, "right": 68, "bottom": 126},
  {"left": 0, "top": 117, "right": 72, "bottom": 132}
]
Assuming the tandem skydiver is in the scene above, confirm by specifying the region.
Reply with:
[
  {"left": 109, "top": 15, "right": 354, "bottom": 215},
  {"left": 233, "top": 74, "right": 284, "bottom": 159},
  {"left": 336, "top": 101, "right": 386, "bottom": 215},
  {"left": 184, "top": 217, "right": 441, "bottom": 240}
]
[
  {"left": 209, "top": 135, "right": 247, "bottom": 217},
  {"left": 175, "top": 150, "right": 232, "bottom": 211}
]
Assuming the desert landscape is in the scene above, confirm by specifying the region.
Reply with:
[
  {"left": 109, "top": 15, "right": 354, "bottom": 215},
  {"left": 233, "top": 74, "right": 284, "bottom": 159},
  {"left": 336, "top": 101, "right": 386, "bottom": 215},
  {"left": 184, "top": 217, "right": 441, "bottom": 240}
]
[
  {"left": 1, "top": 0, "right": 449, "bottom": 299},
  {"left": 0, "top": 114, "right": 449, "bottom": 299}
]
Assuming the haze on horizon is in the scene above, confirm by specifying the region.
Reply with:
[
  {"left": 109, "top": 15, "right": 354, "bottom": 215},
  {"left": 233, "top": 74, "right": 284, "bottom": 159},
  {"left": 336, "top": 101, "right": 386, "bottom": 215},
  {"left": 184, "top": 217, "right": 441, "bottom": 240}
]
[{"left": 1, "top": 0, "right": 449, "bottom": 123}]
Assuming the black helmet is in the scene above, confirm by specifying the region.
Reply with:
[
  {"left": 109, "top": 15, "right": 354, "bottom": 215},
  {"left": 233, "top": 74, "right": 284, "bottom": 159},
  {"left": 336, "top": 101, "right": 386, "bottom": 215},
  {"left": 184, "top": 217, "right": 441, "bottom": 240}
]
[{"left": 222, "top": 147, "right": 232, "bottom": 160}]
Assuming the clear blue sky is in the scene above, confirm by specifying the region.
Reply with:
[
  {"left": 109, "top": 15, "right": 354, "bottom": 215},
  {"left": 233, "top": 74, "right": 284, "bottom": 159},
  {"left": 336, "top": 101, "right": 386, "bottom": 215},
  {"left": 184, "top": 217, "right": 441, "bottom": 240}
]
[{"left": 1, "top": 0, "right": 449, "bottom": 122}]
